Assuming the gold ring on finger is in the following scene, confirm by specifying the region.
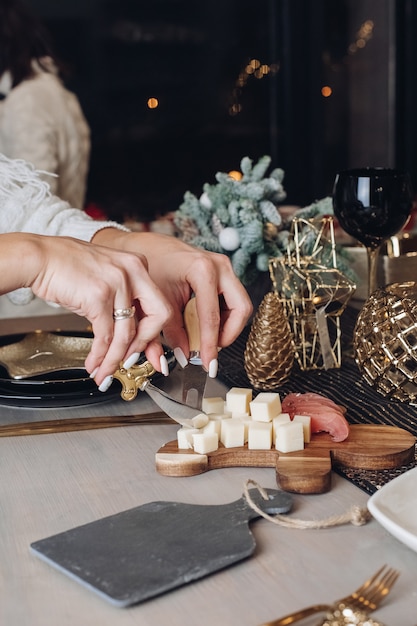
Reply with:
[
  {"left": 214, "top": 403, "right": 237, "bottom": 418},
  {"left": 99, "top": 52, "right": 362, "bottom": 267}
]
[{"left": 113, "top": 306, "right": 135, "bottom": 321}]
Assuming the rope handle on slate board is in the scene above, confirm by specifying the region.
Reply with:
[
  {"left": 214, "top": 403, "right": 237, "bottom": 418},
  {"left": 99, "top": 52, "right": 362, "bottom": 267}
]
[{"left": 243, "top": 479, "right": 372, "bottom": 528}]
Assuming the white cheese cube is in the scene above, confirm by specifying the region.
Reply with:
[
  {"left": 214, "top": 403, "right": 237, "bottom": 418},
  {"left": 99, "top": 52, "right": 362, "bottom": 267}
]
[
  {"left": 190, "top": 413, "right": 209, "bottom": 429},
  {"left": 192, "top": 432, "right": 219, "bottom": 454},
  {"left": 209, "top": 413, "right": 232, "bottom": 422},
  {"left": 231, "top": 417, "right": 252, "bottom": 443},
  {"left": 248, "top": 421, "right": 272, "bottom": 450},
  {"left": 226, "top": 387, "right": 252, "bottom": 416},
  {"left": 214, "top": 409, "right": 232, "bottom": 419},
  {"left": 208, "top": 412, "right": 230, "bottom": 420},
  {"left": 202, "top": 396, "right": 226, "bottom": 415},
  {"left": 293, "top": 414, "right": 312, "bottom": 443},
  {"left": 249, "top": 392, "right": 282, "bottom": 422},
  {"left": 275, "top": 421, "right": 304, "bottom": 453},
  {"left": 203, "top": 419, "right": 222, "bottom": 436},
  {"left": 177, "top": 427, "right": 200, "bottom": 449},
  {"left": 220, "top": 419, "right": 245, "bottom": 448},
  {"left": 272, "top": 413, "right": 291, "bottom": 439}
]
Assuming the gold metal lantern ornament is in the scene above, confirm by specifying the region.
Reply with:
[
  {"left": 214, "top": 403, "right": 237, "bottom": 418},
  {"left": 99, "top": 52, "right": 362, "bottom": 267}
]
[
  {"left": 244, "top": 216, "right": 356, "bottom": 389},
  {"left": 354, "top": 281, "right": 417, "bottom": 402},
  {"left": 270, "top": 216, "right": 356, "bottom": 371}
]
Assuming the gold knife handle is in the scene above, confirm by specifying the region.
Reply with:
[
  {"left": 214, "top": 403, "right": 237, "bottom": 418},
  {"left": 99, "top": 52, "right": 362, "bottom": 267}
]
[{"left": 113, "top": 361, "right": 157, "bottom": 401}]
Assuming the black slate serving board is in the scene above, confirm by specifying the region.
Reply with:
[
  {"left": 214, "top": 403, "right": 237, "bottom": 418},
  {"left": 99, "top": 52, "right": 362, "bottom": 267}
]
[{"left": 30, "top": 488, "right": 292, "bottom": 607}]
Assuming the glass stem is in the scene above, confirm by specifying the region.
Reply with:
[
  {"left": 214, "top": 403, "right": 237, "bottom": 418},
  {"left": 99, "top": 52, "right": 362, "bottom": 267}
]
[{"left": 367, "top": 245, "right": 381, "bottom": 296}]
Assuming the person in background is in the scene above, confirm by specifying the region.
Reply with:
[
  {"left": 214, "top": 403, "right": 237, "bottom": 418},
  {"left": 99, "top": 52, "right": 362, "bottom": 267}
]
[
  {"left": 0, "top": 0, "right": 90, "bottom": 209},
  {"left": 0, "top": 154, "right": 253, "bottom": 390}
]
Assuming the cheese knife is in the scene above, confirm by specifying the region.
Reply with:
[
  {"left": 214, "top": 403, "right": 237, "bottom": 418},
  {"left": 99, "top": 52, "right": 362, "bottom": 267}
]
[{"left": 113, "top": 358, "right": 208, "bottom": 429}]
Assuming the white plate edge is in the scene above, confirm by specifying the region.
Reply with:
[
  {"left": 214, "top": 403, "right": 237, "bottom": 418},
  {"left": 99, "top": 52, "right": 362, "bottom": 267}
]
[{"left": 367, "top": 466, "right": 417, "bottom": 552}]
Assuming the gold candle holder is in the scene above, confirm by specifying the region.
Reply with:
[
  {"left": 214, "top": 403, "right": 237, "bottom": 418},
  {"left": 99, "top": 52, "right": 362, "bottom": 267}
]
[{"left": 270, "top": 216, "right": 356, "bottom": 370}]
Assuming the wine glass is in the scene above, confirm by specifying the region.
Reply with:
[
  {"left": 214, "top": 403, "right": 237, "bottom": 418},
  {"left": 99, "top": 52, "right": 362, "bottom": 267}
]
[{"left": 332, "top": 167, "right": 413, "bottom": 296}]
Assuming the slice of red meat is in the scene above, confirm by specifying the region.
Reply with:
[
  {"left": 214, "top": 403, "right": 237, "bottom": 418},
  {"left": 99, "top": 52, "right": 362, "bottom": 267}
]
[{"left": 282, "top": 392, "right": 350, "bottom": 442}]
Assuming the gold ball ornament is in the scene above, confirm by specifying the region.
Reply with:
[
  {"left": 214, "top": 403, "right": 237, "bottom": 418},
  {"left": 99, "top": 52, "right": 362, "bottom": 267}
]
[
  {"left": 354, "top": 281, "right": 417, "bottom": 402},
  {"left": 263, "top": 222, "right": 279, "bottom": 242},
  {"left": 244, "top": 291, "right": 295, "bottom": 390}
]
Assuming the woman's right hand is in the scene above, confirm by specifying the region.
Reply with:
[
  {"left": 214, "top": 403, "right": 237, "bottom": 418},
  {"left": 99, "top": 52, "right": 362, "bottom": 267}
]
[{"left": 1, "top": 233, "right": 173, "bottom": 386}]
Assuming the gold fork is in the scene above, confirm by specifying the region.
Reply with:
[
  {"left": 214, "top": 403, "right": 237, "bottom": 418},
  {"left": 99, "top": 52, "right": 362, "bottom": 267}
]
[{"left": 260, "top": 565, "right": 400, "bottom": 626}]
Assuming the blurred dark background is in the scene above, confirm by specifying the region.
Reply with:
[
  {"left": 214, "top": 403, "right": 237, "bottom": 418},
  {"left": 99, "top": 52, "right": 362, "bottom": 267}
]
[{"left": 27, "top": 0, "right": 417, "bottom": 222}]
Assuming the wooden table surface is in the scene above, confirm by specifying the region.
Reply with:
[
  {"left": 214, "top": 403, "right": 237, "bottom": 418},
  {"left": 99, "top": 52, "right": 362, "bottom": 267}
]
[{"left": 1, "top": 314, "right": 417, "bottom": 626}]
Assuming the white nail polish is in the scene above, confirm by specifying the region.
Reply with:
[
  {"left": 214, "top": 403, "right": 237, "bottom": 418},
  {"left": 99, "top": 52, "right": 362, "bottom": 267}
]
[
  {"left": 89, "top": 367, "right": 99, "bottom": 379},
  {"left": 98, "top": 375, "right": 113, "bottom": 392},
  {"left": 173, "top": 347, "right": 188, "bottom": 369},
  {"left": 123, "top": 352, "right": 140, "bottom": 370},
  {"left": 160, "top": 354, "right": 169, "bottom": 377},
  {"left": 208, "top": 358, "right": 218, "bottom": 378}
]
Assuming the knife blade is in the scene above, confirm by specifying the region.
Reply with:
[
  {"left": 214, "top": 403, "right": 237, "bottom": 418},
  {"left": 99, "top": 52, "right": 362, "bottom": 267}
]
[
  {"left": 140, "top": 379, "right": 207, "bottom": 428},
  {"left": 180, "top": 298, "right": 208, "bottom": 409}
]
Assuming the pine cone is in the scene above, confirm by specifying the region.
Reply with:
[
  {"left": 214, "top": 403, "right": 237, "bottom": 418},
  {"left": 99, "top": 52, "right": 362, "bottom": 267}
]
[{"left": 244, "top": 291, "right": 294, "bottom": 390}]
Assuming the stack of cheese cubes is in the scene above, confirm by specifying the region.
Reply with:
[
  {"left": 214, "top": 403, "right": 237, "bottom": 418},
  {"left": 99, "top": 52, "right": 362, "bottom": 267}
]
[{"left": 176, "top": 387, "right": 311, "bottom": 455}]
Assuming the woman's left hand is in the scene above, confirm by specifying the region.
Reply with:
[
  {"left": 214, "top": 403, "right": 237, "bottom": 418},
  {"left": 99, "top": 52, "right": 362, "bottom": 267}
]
[{"left": 91, "top": 231, "right": 253, "bottom": 371}]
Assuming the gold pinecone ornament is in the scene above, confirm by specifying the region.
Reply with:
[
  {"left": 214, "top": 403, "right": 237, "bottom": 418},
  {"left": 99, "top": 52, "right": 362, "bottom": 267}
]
[{"left": 244, "top": 291, "right": 295, "bottom": 390}]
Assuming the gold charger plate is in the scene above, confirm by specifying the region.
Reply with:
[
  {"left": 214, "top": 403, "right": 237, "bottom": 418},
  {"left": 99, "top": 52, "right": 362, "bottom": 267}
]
[
  {"left": 0, "top": 331, "right": 119, "bottom": 407},
  {"left": 0, "top": 331, "right": 92, "bottom": 379},
  {"left": 0, "top": 332, "right": 176, "bottom": 408}
]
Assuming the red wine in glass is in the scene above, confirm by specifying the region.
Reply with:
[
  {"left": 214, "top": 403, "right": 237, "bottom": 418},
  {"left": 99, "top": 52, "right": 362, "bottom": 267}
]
[{"left": 332, "top": 168, "right": 413, "bottom": 295}]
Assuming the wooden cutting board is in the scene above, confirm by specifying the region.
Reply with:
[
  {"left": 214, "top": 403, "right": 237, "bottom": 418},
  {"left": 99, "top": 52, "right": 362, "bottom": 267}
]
[{"left": 155, "top": 424, "right": 416, "bottom": 494}]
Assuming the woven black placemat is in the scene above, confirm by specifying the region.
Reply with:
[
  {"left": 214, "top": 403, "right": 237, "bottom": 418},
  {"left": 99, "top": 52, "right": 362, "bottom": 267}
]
[{"left": 218, "top": 307, "right": 417, "bottom": 495}]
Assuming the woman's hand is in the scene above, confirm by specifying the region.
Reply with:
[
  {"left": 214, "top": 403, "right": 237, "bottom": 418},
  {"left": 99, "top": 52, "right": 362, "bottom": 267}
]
[
  {"left": 2, "top": 233, "right": 173, "bottom": 386},
  {"left": 91, "top": 230, "right": 253, "bottom": 371}
]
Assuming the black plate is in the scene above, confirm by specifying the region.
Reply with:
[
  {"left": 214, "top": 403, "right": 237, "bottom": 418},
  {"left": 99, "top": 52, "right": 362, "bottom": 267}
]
[{"left": 0, "top": 376, "right": 121, "bottom": 407}]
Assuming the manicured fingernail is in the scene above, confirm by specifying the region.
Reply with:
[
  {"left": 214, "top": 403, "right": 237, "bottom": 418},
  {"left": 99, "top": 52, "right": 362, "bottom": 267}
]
[
  {"left": 173, "top": 347, "right": 188, "bottom": 369},
  {"left": 123, "top": 352, "right": 140, "bottom": 369},
  {"left": 160, "top": 354, "right": 169, "bottom": 376},
  {"left": 89, "top": 367, "right": 99, "bottom": 379},
  {"left": 208, "top": 358, "right": 218, "bottom": 378},
  {"left": 98, "top": 375, "right": 113, "bottom": 392}
]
